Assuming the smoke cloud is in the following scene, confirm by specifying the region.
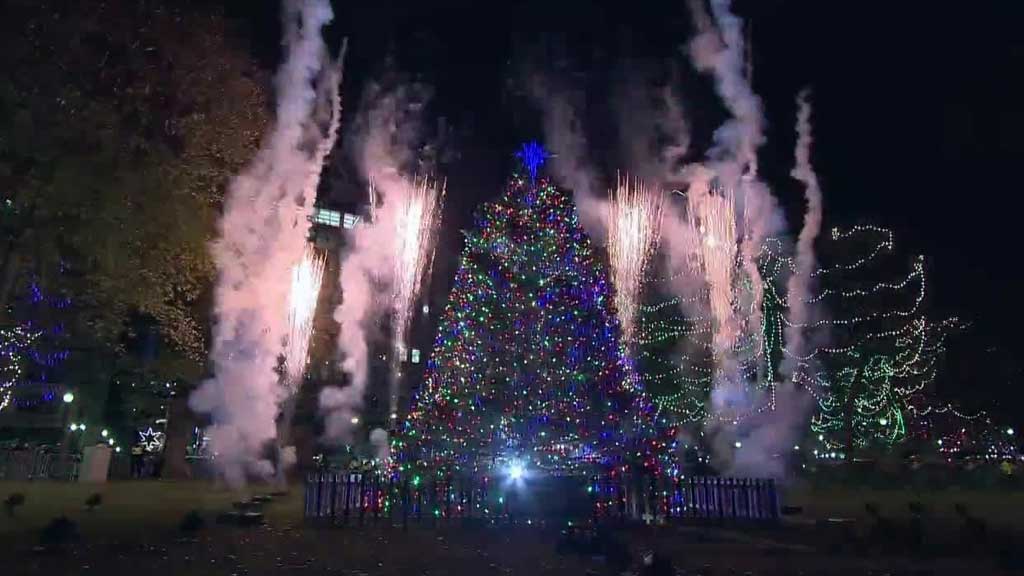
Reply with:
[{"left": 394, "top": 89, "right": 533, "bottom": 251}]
[
  {"left": 782, "top": 89, "right": 824, "bottom": 375},
  {"left": 526, "top": 74, "right": 608, "bottom": 238},
  {"left": 614, "top": 70, "right": 691, "bottom": 189},
  {"left": 654, "top": 0, "right": 806, "bottom": 477},
  {"left": 189, "top": 0, "right": 342, "bottom": 486},
  {"left": 719, "top": 90, "right": 825, "bottom": 478},
  {"left": 320, "top": 82, "right": 436, "bottom": 444},
  {"left": 369, "top": 428, "right": 390, "bottom": 462}
]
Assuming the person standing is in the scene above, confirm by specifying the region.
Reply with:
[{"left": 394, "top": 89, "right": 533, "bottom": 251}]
[{"left": 130, "top": 444, "right": 144, "bottom": 478}]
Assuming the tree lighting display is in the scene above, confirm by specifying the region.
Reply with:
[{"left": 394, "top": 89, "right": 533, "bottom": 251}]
[
  {"left": 636, "top": 222, "right": 969, "bottom": 452},
  {"left": 399, "top": 147, "right": 659, "bottom": 477}
]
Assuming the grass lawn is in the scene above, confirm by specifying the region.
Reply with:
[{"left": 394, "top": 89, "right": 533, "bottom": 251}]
[
  {"left": 783, "top": 484, "right": 1024, "bottom": 529},
  {"left": 0, "top": 480, "right": 302, "bottom": 536},
  {"left": 3, "top": 480, "right": 1023, "bottom": 535},
  {"left": 0, "top": 480, "right": 1020, "bottom": 575}
]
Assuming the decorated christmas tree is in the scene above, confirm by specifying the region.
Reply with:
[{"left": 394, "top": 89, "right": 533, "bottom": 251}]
[{"left": 399, "top": 143, "right": 655, "bottom": 476}]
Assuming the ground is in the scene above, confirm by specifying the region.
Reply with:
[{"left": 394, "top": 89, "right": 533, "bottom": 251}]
[{"left": 0, "top": 481, "right": 1021, "bottom": 575}]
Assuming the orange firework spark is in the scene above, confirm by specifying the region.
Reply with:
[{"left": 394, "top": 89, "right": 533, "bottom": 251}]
[{"left": 608, "top": 175, "right": 664, "bottom": 349}]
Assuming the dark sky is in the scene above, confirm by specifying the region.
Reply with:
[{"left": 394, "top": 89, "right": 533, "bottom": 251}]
[{"left": 228, "top": 0, "right": 1024, "bottom": 420}]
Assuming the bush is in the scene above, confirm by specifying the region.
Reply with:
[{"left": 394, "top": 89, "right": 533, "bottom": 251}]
[
  {"left": 4, "top": 493, "right": 26, "bottom": 517},
  {"left": 179, "top": 509, "right": 205, "bottom": 533},
  {"left": 39, "top": 516, "right": 79, "bottom": 550}
]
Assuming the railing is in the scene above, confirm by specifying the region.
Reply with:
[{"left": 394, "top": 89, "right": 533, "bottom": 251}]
[
  {"left": 0, "top": 449, "right": 80, "bottom": 481},
  {"left": 304, "top": 472, "right": 779, "bottom": 525}
]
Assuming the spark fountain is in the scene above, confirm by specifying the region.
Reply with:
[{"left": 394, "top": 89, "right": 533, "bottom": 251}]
[
  {"left": 389, "top": 176, "right": 444, "bottom": 414},
  {"left": 607, "top": 175, "right": 664, "bottom": 350},
  {"left": 681, "top": 178, "right": 740, "bottom": 356},
  {"left": 284, "top": 245, "right": 327, "bottom": 387},
  {"left": 188, "top": 0, "right": 345, "bottom": 485}
]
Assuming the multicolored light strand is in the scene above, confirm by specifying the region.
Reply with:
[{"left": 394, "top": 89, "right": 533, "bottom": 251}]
[{"left": 400, "top": 162, "right": 659, "bottom": 476}]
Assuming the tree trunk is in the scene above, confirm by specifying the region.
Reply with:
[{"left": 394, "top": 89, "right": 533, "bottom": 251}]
[
  {"left": 0, "top": 239, "right": 23, "bottom": 318},
  {"left": 162, "top": 395, "right": 195, "bottom": 479}
]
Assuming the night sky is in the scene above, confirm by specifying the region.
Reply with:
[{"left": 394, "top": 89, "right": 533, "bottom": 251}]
[{"left": 227, "top": 0, "right": 1024, "bottom": 420}]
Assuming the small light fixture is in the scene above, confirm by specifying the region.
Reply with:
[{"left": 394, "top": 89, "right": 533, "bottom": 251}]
[
  {"left": 508, "top": 461, "right": 525, "bottom": 481},
  {"left": 63, "top": 392, "right": 74, "bottom": 403}
]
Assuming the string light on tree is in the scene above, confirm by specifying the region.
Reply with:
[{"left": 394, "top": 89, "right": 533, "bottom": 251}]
[{"left": 399, "top": 145, "right": 661, "bottom": 477}]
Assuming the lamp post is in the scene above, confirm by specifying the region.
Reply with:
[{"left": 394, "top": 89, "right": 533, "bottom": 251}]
[{"left": 59, "top": 391, "right": 76, "bottom": 457}]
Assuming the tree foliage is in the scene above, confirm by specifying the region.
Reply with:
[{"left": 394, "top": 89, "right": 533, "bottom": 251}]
[{"left": 0, "top": 0, "right": 270, "bottom": 372}]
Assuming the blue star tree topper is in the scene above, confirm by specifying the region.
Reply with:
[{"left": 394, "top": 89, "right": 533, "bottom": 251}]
[{"left": 516, "top": 141, "right": 550, "bottom": 180}]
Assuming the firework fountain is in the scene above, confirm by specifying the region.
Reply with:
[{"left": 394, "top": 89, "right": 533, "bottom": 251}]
[
  {"left": 285, "top": 232, "right": 328, "bottom": 385},
  {"left": 390, "top": 177, "right": 444, "bottom": 413},
  {"left": 189, "top": 0, "right": 344, "bottom": 485},
  {"left": 322, "top": 174, "right": 444, "bottom": 444},
  {"left": 608, "top": 175, "right": 664, "bottom": 351}
]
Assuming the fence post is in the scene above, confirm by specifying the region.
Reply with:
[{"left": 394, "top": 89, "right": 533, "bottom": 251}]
[
  {"left": 373, "top": 476, "right": 380, "bottom": 523},
  {"left": 358, "top": 473, "right": 367, "bottom": 526},
  {"left": 416, "top": 480, "right": 423, "bottom": 524},
  {"left": 402, "top": 478, "right": 410, "bottom": 530},
  {"left": 444, "top": 477, "right": 451, "bottom": 521},
  {"left": 752, "top": 479, "right": 763, "bottom": 520}
]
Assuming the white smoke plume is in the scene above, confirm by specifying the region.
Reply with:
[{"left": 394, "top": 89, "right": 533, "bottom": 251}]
[
  {"left": 369, "top": 428, "right": 390, "bottom": 462},
  {"left": 320, "top": 83, "right": 438, "bottom": 444},
  {"left": 189, "top": 0, "right": 342, "bottom": 486},
  {"left": 614, "top": 73, "right": 691, "bottom": 189},
  {"left": 783, "top": 89, "right": 824, "bottom": 375},
  {"left": 526, "top": 74, "right": 608, "bottom": 238},
  {"left": 721, "top": 90, "right": 824, "bottom": 478},
  {"left": 659, "top": 0, "right": 802, "bottom": 477}
]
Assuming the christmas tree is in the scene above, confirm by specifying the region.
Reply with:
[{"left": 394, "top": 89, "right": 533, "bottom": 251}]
[
  {"left": 636, "top": 224, "right": 959, "bottom": 456},
  {"left": 399, "top": 143, "right": 655, "bottom": 476},
  {"left": 782, "top": 226, "right": 957, "bottom": 454}
]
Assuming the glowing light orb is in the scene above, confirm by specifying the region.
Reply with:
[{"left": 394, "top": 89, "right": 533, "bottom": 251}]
[
  {"left": 63, "top": 392, "right": 74, "bottom": 403},
  {"left": 508, "top": 461, "right": 525, "bottom": 481}
]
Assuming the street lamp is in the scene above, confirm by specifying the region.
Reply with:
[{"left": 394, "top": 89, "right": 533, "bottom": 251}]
[{"left": 63, "top": 392, "right": 74, "bottom": 403}]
